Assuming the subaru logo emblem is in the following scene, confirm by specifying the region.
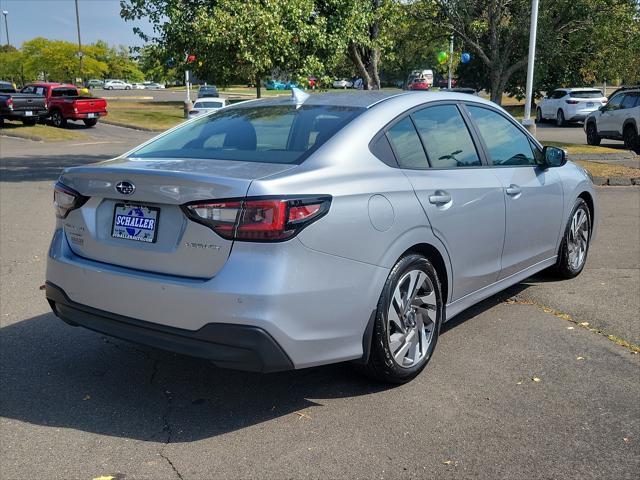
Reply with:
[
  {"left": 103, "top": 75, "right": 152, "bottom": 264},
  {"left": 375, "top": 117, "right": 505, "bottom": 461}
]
[{"left": 116, "top": 181, "right": 135, "bottom": 195}]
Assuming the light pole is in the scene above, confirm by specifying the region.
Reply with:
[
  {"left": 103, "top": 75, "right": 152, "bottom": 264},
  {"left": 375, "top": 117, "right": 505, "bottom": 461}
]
[
  {"left": 522, "top": 0, "right": 540, "bottom": 135},
  {"left": 2, "top": 10, "right": 9, "bottom": 47},
  {"left": 447, "top": 34, "right": 454, "bottom": 89},
  {"left": 74, "top": 0, "right": 83, "bottom": 83}
]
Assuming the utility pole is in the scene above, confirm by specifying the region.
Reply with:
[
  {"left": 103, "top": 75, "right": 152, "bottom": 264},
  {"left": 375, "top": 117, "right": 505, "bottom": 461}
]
[
  {"left": 2, "top": 10, "right": 9, "bottom": 46},
  {"left": 522, "top": 0, "right": 540, "bottom": 136},
  {"left": 74, "top": 0, "right": 83, "bottom": 84},
  {"left": 447, "top": 34, "right": 454, "bottom": 89}
]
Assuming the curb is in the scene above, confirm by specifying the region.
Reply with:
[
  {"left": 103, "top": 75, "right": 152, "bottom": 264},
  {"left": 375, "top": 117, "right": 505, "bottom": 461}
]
[
  {"left": 0, "top": 131, "right": 43, "bottom": 142},
  {"left": 99, "top": 119, "right": 164, "bottom": 132},
  {"left": 592, "top": 176, "right": 640, "bottom": 186}
]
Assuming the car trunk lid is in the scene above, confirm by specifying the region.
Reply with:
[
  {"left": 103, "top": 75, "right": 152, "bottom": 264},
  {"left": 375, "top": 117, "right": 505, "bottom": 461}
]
[{"left": 59, "top": 157, "right": 295, "bottom": 278}]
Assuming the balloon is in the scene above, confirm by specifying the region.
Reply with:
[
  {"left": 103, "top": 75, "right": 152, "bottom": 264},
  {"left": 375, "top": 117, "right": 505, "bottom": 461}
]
[
  {"left": 461, "top": 52, "right": 471, "bottom": 64},
  {"left": 437, "top": 51, "right": 448, "bottom": 64}
]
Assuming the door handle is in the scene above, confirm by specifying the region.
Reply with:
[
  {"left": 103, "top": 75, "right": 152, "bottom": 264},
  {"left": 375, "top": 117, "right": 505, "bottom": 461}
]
[
  {"left": 428, "top": 191, "right": 452, "bottom": 205},
  {"left": 505, "top": 184, "right": 522, "bottom": 196}
]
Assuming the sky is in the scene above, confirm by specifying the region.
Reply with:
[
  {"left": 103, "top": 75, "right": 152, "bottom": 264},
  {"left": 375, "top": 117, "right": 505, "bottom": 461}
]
[{"left": 0, "top": 0, "right": 154, "bottom": 48}]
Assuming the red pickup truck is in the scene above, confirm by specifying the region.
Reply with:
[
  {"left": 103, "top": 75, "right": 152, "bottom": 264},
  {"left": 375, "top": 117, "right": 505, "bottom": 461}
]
[{"left": 21, "top": 83, "right": 108, "bottom": 128}]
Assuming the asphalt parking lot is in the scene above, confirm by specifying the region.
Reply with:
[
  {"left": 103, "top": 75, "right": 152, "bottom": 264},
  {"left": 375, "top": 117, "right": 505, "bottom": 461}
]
[{"left": 1, "top": 125, "right": 638, "bottom": 480}]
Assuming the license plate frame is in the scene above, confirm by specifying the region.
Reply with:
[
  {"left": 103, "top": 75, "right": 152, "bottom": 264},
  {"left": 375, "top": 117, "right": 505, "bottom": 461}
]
[
  {"left": 24, "top": 111, "right": 33, "bottom": 116},
  {"left": 586, "top": 102, "right": 594, "bottom": 108},
  {"left": 111, "top": 203, "right": 160, "bottom": 243},
  {"left": 87, "top": 113, "right": 97, "bottom": 118}
]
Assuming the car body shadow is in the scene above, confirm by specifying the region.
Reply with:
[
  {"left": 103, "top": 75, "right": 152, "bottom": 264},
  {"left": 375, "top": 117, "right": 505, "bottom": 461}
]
[{"left": 0, "top": 312, "right": 391, "bottom": 443}]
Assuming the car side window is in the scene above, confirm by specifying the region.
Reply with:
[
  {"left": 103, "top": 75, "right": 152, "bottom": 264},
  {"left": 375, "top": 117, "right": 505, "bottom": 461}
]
[
  {"left": 467, "top": 105, "right": 537, "bottom": 167},
  {"left": 606, "top": 94, "right": 624, "bottom": 110},
  {"left": 386, "top": 117, "right": 429, "bottom": 169},
  {"left": 553, "top": 90, "right": 565, "bottom": 99},
  {"left": 411, "top": 105, "right": 481, "bottom": 168},
  {"left": 21, "top": 86, "right": 34, "bottom": 94},
  {"left": 621, "top": 94, "right": 636, "bottom": 109}
]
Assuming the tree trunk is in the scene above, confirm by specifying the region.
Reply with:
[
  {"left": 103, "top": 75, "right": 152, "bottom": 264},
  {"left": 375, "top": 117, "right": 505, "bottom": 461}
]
[
  {"left": 255, "top": 74, "right": 261, "bottom": 99},
  {"left": 348, "top": 43, "right": 381, "bottom": 90}
]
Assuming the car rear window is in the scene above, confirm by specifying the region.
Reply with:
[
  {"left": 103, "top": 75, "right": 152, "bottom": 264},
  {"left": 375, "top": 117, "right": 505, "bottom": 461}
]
[
  {"left": 52, "top": 88, "right": 78, "bottom": 97},
  {"left": 569, "top": 90, "right": 603, "bottom": 99},
  {"left": 196, "top": 101, "right": 224, "bottom": 108},
  {"left": 133, "top": 104, "right": 363, "bottom": 164}
]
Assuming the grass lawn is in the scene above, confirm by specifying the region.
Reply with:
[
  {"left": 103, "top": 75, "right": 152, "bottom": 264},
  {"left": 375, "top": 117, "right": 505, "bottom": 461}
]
[
  {"left": 104, "top": 101, "right": 185, "bottom": 131},
  {"left": 574, "top": 160, "right": 640, "bottom": 179},
  {"left": 0, "top": 121, "right": 88, "bottom": 141},
  {"left": 541, "top": 141, "right": 622, "bottom": 155}
]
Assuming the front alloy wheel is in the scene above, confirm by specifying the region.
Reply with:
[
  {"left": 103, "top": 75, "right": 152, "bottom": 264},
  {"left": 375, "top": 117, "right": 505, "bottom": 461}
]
[
  {"left": 359, "top": 254, "right": 443, "bottom": 383},
  {"left": 556, "top": 109, "right": 566, "bottom": 127},
  {"left": 586, "top": 122, "right": 601, "bottom": 146}
]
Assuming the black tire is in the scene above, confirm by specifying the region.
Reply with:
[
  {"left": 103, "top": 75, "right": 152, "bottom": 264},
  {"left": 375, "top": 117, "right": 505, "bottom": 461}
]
[
  {"left": 51, "top": 110, "right": 67, "bottom": 128},
  {"left": 125, "top": 86, "right": 131, "bottom": 90},
  {"left": 22, "top": 117, "right": 38, "bottom": 126},
  {"left": 358, "top": 254, "right": 443, "bottom": 384},
  {"left": 552, "top": 198, "right": 591, "bottom": 279},
  {"left": 623, "top": 124, "right": 639, "bottom": 154},
  {"left": 586, "top": 122, "right": 601, "bottom": 146},
  {"left": 556, "top": 109, "right": 566, "bottom": 127},
  {"left": 83, "top": 118, "right": 98, "bottom": 127},
  {"left": 536, "top": 108, "right": 543, "bottom": 123}
]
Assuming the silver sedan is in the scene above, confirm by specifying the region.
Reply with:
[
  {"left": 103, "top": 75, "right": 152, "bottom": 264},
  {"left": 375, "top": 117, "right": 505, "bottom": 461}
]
[{"left": 46, "top": 90, "right": 596, "bottom": 383}]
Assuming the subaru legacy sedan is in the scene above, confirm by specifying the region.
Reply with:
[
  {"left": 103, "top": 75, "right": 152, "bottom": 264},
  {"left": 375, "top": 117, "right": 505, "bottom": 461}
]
[{"left": 46, "top": 90, "right": 596, "bottom": 383}]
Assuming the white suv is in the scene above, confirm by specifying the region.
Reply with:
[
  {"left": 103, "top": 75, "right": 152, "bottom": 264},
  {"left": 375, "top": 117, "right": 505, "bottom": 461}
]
[
  {"left": 536, "top": 88, "right": 607, "bottom": 127},
  {"left": 584, "top": 87, "right": 639, "bottom": 153}
]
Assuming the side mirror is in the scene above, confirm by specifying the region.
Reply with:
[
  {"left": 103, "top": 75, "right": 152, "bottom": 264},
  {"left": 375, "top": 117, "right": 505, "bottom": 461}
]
[{"left": 542, "top": 146, "right": 567, "bottom": 168}]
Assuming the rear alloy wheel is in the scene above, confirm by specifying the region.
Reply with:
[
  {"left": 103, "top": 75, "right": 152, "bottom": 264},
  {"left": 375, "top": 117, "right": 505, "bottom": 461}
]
[
  {"left": 536, "top": 108, "right": 543, "bottom": 123},
  {"left": 623, "top": 125, "right": 639, "bottom": 154},
  {"left": 586, "top": 122, "right": 601, "bottom": 146},
  {"left": 83, "top": 118, "right": 98, "bottom": 127},
  {"left": 553, "top": 198, "right": 591, "bottom": 279},
  {"left": 51, "top": 110, "right": 67, "bottom": 128},
  {"left": 556, "top": 109, "right": 566, "bottom": 127},
  {"left": 360, "top": 254, "right": 443, "bottom": 384}
]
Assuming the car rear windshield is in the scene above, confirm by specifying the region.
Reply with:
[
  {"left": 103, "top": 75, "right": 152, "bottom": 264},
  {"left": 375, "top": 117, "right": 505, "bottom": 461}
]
[
  {"left": 196, "top": 101, "right": 224, "bottom": 108},
  {"left": 52, "top": 88, "right": 78, "bottom": 97},
  {"left": 132, "top": 104, "right": 363, "bottom": 164},
  {"left": 569, "top": 90, "right": 603, "bottom": 99}
]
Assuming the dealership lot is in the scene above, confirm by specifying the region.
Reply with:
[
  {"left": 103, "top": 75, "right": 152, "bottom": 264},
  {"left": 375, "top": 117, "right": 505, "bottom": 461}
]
[{"left": 0, "top": 128, "right": 638, "bottom": 479}]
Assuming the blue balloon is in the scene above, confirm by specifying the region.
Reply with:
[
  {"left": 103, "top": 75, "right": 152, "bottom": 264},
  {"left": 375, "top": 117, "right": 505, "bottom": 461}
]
[{"left": 461, "top": 53, "right": 471, "bottom": 64}]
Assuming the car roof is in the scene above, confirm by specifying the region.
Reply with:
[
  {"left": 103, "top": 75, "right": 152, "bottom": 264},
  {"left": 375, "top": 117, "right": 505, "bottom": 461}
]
[
  {"left": 230, "top": 90, "right": 496, "bottom": 109},
  {"left": 557, "top": 87, "right": 603, "bottom": 92}
]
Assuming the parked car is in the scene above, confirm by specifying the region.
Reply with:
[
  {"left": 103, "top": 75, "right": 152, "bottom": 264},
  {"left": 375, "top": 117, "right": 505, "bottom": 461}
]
[
  {"left": 0, "top": 80, "right": 48, "bottom": 125},
  {"left": 436, "top": 77, "right": 458, "bottom": 89},
  {"left": 333, "top": 79, "right": 353, "bottom": 89},
  {"left": 266, "top": 80, "right": 285, "bottom": 90},
  {"left": 22, "top": 82, "right": 108, "bottom": 128},
  {"left": 144, "top": 82, "right": 165, "bottom": 90},
  {"left": 536, "top": 88, "right": 607, "bottom": 127},
  {"left": 584, "top": 87, "right": 639, "bottom": 153},
  {"left": 187, "top": 98, "right": 227, "bottom": 119},
  {"left": 45, "top": 91, "right": 596, "bottom": 384},
  {"left": 406, "top": 69, "right": 434, "bottom": 90},
  {"left": 103, "top": 80, "right": 132, "bottom": 90},
  {"left": 197, "top": 85, "right": 220, "bottom": 98},
  {"left": 86, "top": 79, "right": 104, "bottom": 89},
  {"left": 408, "top": 78, "right": 430, "bottom": 91},
  {"left": 131, "top": 83, "right": 146, "bottom": 90},
  {"left": 284, "top": 81, "right": 299, "bottom": 90}
]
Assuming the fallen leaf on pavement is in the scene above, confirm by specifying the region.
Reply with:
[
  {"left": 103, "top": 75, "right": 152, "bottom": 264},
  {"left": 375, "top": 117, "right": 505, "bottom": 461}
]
[
  {"left": 579, "top": 322, "right": 589, "bottom": 326},
  {"left": 567, "top": 326, "right": 574, "bottom": 330},
  {"left": 83, "top": 395, "right": 91, "bottom": 401},
  {"left": 92, "top": 476, "right": 115, "bottom": 480},
  {"left": 516, "top": 381, "right": 523, "bottom": 385},
  {"left": 532, "top": 377, "right": 541, "bottom": 382},
  {"left": 294, "top": 411, "right": 311, "bottom": 420},
  {"left": 443, "top": 460, "right": 453, "bottom": 465},
  {"left": 39, "top": 284, "right": 46, "bottom": 290},
  {"left": 576, "top": 356, "right": 584, "bottom": 360}
]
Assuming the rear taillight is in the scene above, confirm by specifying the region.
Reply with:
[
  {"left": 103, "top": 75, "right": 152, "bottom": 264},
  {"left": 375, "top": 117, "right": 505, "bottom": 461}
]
[
  {"left": 565, "top": 99, "right": 579, "bottom": 104},
  {"left": 182, "top": 196, "right": 331, "bottom": 242},
  {"left": 6, "top": 97, "right": 13, "bottom": 110},
  {"left": 53, "top": 182, "right": 88, "bottom": 219}
]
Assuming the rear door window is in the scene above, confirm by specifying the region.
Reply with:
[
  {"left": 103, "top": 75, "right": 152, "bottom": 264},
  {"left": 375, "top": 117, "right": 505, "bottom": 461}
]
[
  {"left": 411, "top": 105, "right": 481, "bottom": 168},
  {"left": 621, "top": 94, "right": 637, "bottom": 109},
  {"left": 467, "top": 105, "right": 537, "bottom": 166},
  {"left": 386, "top": 117, "right": 429, "bottom": 169}
]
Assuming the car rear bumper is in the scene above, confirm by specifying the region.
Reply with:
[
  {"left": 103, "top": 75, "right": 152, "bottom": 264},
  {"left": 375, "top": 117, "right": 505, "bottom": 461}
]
[
  {"left": 46, "top": 228, "right": 388, "bottom": 370},
  {"left": 46, "top": 281, "right": 294, "bottom": 372},
  {"left": 1, "top": 109, "right": 48, "bottom": 119},
  {"left": 70, "top": 112, "right": 108, "bottom": 120}
]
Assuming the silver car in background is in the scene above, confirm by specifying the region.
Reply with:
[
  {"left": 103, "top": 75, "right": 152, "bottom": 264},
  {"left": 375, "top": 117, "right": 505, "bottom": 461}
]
[{"left": 46, "top": 91, "right": 596, "bottom": 383}]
